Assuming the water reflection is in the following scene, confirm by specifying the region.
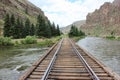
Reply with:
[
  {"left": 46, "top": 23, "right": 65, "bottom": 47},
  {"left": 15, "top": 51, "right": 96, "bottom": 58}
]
[{"left": 77, "top": 37, "right": 120, "bottom": 75}]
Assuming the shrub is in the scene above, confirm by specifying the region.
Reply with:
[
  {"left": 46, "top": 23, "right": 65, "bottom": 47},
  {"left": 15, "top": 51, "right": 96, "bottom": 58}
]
[
  {"left": 21, "top": 36, "right": 37, "bottom": 44},
  {"left": 106, "top": 35, "right": 115, "bottom": 40},
  {"left": 0, "top": 37, "right": 14, "bottom": 46}
]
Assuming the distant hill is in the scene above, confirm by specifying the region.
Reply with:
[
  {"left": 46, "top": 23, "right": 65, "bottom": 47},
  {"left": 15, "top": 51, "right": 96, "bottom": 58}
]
[
  {"left": 60, "top": 20, "right": 85, "bottom": 34},
  {"left": 81, "top": 0, "right": 120, "bottom": 36},
  {"left": 0, "top": 0, "right": 47, "bottom": 36}
]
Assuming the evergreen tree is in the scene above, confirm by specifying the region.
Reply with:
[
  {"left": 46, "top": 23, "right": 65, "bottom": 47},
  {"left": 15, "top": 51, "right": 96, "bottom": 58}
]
[
  {"left": 51, "top": 22, "right": 56, "bottom": 36},
  {"left": 19, "top": 20, "right": 24, "bottom": 38},
  {"left": 11, "top": 14, "right": 15, "bottom": 26},
  {"left": 44, "top": 24, "right": 52, "bottom": 38},
  {"left": 69, "top": 25, "right": 85, "bottom": 37},
  {"left": 10, "top": 14, "right": 16, "bottom": 37},
  {"left": 4, "top": 14, "right": 11, "bottom": 37},
  {"left": 30, "top": 24, "right": 35, "bottom": 36},
  {"left": 46, "top": 20, "right": 52, "bottom": 38},
  {"left": 25, "top": 18, "right": 31, "bottom": 36},
  {"left": 57, "top": 24, "right": 60, "bottom": 36},
  {"left": 13, "top": 18, "right": 21, "bottom": 38},
  {"left": 36, "top": 14, "right": 46, "bottom": 37}
]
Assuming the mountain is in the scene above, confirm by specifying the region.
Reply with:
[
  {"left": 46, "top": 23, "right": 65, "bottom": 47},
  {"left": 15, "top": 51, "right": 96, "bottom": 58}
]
[
  {"left": 60, "top": 20, "right": 85, "bottom": 34},
  {"left": 81, "top": 0, "right": 120, "bottom": 36},
  {"left": 0, "top": 0, "right": 47, "bottom": 36}
]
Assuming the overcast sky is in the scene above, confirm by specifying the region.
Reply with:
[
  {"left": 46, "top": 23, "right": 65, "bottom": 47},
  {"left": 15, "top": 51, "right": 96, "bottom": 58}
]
[{"left": 28, "top": 0, "right": 114, "bottom": 27}]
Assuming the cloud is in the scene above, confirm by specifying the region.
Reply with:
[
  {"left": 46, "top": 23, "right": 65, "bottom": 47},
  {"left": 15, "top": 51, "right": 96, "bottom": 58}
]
[{"left": 28, "top": 0, "right": 114, "bottom": 27}]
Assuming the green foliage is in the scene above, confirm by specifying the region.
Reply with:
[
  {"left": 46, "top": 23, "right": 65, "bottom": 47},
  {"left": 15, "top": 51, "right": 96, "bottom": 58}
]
[
  {"left": 72, "top": 36, "right": 85, "bottom": 42},
  {"left": 38, "top": 39, "right": 54, "bottom": 47},
  {"left": 3, "top": 14, "right": 11, "bottom": 37},
  {"left": 0, "top": 37, "right": 14, "bottom": 46},
  {"left": 36, "top": 14, "right": 46, "bottom": 37},
  {"left": 30, "top": 24, "right": 35, "bottom": 36},
  {"left": 44, "top": 24, "right": 52, "bottom": 38},
  {"left": 21, "top": 36, "right": 37, "bottom": 44},
  {"left": 14, "top": 18, "right": 21, "bottom": 39},
  {"left": 57, "top": 24, "right": 61, "bottom": 36},
  {"left": 106, "top": 35, "right": 116, "bottom": 40},
  {"left": 69, "top": 25, "right": 85, "bottom": 37},
  {"left": 14, "top": 41, "right": 20, "bottom": 46},
  {"left": 25, "top": 18, "right": 31, "bottom": 36},
  {"left": 3, "top": 13, "right": 61, "bottom": 39}
]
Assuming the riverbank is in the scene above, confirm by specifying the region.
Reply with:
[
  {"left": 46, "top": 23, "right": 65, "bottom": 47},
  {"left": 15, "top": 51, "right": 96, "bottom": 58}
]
[{"left": 0, "top": 36, "right": 62, "bottom": 48}]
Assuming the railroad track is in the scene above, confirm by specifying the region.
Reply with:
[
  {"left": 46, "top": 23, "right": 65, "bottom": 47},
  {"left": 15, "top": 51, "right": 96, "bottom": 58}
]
[{"left": 19, "top": 38, "right": 120, "bottom": 80}]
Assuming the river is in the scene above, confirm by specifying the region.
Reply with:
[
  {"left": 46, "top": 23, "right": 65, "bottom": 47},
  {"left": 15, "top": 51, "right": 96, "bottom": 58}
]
[
  {"left": 0, "top": 47, "right": 48, "bottom": 80},
  {"left": 0, "top": 37, "right": 120, "bottom": 80},
  {"left": 77, "top": 37, "right": 120, "bottom": 75}
]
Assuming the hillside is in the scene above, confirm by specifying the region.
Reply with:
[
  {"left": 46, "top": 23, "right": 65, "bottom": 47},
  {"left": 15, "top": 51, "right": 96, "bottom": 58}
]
[
  {"left": 61, "top": 20, "right": 85, "bottom": 34},
  {"left": 0, "top": 0, "right": 47, "bottom": 36},
  {"left": 81, "top": 0, "right": 120, "bottom": 36}
]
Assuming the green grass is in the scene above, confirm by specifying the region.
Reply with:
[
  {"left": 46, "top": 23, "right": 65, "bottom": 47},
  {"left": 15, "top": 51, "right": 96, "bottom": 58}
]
[
  {"left": 106, "top": 35, "right": 116, "bottom": 40},
  {"left": 37, "top": 36, "right": 62, "bottom": 47},
  {"left": 38, "top": 39, "right": 54, "bottom": 47},
  {"left": 70, "top": 36, "right": 86, "bottom": 42}
]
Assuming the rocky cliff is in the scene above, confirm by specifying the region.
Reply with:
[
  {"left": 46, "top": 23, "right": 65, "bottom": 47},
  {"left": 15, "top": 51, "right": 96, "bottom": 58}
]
[
  {"left": 0, "top": 0, "right": 47, "bottom": 36},
  {"left": 81, "top": 0, "right": 120, "bottom": 36}
]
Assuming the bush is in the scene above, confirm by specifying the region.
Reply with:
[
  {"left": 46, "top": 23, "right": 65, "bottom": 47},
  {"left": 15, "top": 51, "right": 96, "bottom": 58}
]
[
  {"left": 0, "top": 37, "right": 14, "bottom": 46},
  {"left": 106, "top": 35, "right": 115, "bottom": 40},
  {"left": 21, "top": 36, "right": 37, "bottom": 44}
]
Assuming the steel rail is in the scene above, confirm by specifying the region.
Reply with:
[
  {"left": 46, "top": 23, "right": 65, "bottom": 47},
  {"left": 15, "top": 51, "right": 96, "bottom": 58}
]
[
  {"left": 69, "top": 39, "right": 100, "bottom": 80},
  {"left": 41, "top": 38, "right": 63, "bottom": 80}
]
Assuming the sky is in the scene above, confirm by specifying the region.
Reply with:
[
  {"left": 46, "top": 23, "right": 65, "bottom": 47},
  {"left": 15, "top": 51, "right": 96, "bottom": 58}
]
[{"left": 28, "top": 0, "right": 114, "bottom": 27}]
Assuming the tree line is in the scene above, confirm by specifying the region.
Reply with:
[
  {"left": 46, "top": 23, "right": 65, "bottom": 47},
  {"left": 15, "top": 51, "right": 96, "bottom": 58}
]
[
  {"left": 3, "top": 14, "right": 61, "bottom": 39},
  {"left": 69, "top": 25, "right": 85, "bottom": 37}
]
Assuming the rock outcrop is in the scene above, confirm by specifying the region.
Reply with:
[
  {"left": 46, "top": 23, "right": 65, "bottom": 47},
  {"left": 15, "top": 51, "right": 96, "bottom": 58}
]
[
  {"left": 81, "top": 0, "right": 120, "bottom": 36},
  {"left": 0, "top": 0, "right": 46, "bottom": 19},
  {"left": 0, "top": 0, "right": 47, "bottom": 36}
]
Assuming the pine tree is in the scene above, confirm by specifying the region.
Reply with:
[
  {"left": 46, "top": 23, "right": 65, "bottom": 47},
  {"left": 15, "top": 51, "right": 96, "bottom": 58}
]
[
  {"left": 25, "top": 18, "right": 31, "bottom": 36},
  {"left": 51, "top": 22, "right": 57, "bottom": 36},
  {"left": 57, "top": 24, "right": 60, "bottom": 36},
  {"left": 30, "top": 24, "right": 35, "bottom": 36},
  {"left": 36, "top": 14, "right": 46, "bottom": 37},
  {"left": 69, "top": 25, "right": 85, "bottom": 37},
  {"left": 44, "top": 24, "right": 52, "bottom": 38},
  {"left": 10, "top": 14, "right": 15, "bottom": 37},
  {"left": 19, "top": 20, "right": 24, "bottom": 38},
  {"left": 11, "top": 14, "right": 15, "bottom": 26},
  {"left": 4, "top": 14, "right": 11, "bottom": 37},
  {"left": 13, "top": 18, "right": 21, "bottom": 38}
]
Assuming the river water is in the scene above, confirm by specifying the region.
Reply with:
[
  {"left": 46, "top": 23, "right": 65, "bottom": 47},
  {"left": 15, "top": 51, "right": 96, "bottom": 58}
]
[
  {"left": 0, "top": 47, "right": 48, "bottom": 80},
  {"left": 0, "top": 37, "right": 120, "bottom": 80},
  {"left": 77, "top": 37, "right": 120, "bottom": 75}
]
